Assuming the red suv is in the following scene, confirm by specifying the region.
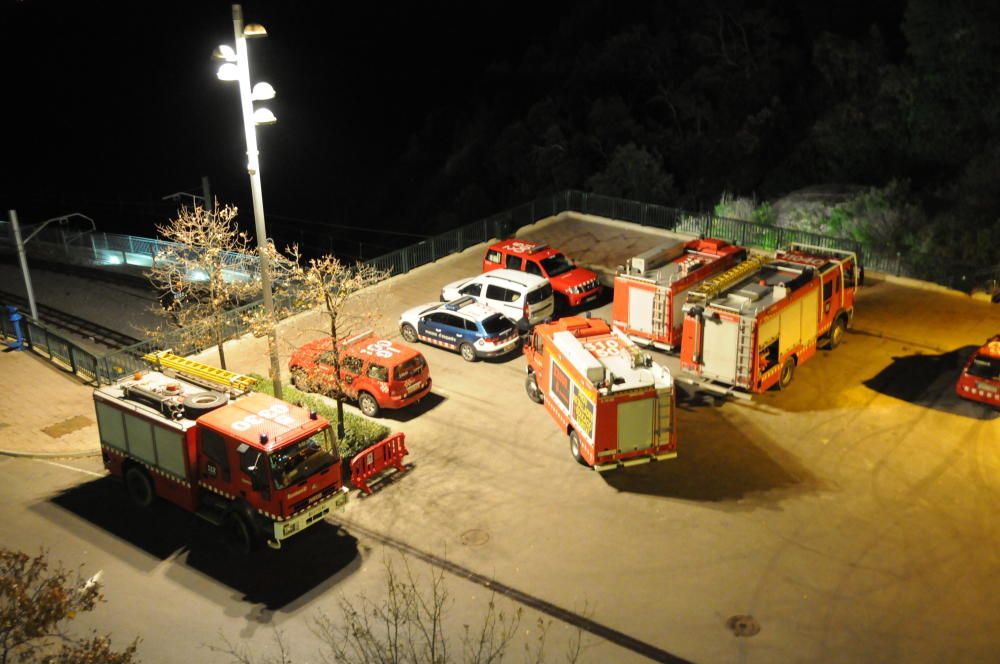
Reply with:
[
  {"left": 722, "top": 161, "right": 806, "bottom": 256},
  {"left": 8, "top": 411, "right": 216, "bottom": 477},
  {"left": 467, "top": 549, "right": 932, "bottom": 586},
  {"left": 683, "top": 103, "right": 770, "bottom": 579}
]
[
  {"left": 289, "top": 332, "right": 431, "bottom": 417},
  {"left": 483, "top": 239, "right": 602, "bottom": 310},
  {"left": 956, "top": 335, "right": 1000, "bottom": 408}
]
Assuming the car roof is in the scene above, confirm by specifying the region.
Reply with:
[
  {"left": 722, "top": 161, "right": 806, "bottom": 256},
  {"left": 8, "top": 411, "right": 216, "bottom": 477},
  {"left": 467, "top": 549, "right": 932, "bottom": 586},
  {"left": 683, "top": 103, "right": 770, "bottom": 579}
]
[
  {"left": 434, "top": 297, "right": 506, "bottom": 322},
  {"left": 489, "top": 239, "right": 560, "bottom": 259},
  {"left": 478, "top": 269, "right": 548, "bottom": 289},
  {"left": 296, "top": 333, "right": 422, "bottom": 363}
]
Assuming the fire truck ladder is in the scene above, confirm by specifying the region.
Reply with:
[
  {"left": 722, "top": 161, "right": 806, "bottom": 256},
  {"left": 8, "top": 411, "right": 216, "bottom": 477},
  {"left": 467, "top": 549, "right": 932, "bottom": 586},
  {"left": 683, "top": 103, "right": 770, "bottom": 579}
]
[
  {"left": 734, "top": 318, "right": 754, "bottom": 386},
  {"left": 687, "top": 255, "right": 771, "bottom": 303},
  {"left": 142, "top": 350, "right": 257, "bottom": 395},
  {"left": 651, "top": 286, "right": 668, "bottom": 339},
  {"left": 655, "top": 387, "right": 673, "bottom": 445}
]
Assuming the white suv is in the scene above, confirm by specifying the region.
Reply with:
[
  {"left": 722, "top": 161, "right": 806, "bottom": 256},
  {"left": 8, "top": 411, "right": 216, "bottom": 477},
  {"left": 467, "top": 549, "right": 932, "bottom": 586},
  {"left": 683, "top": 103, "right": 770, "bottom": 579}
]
[{"left": 440, "top": 269, "right": 554, "bottom": 329}]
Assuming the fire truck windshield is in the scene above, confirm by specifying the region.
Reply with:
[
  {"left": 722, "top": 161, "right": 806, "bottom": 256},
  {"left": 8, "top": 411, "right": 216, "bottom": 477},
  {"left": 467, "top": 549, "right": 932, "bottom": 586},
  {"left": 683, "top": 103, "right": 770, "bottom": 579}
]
[
  {"left": 540, "top": 253, "right": 573, "bottom": 277},
  {"left": 269, "top": 427, "right": 339, "bottom": 490}
]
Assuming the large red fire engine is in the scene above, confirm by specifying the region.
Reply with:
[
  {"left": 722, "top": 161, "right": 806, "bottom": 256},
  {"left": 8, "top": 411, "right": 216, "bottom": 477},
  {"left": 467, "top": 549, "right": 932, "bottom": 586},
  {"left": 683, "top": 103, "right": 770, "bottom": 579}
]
[
  {"left": 612, "top": 237, "right": 747, "bottom": 351},
  {"left": 955, "top": 335, "right": 1000, "bottom": 407},
  {"left": 679, "top": 243, "right": 860, "bottom": 395},
  {"left": 94, "top": 351, "right": 348, "bottom": 551},
  {"left": 524, "top": 316, "right": 677, "bottom": 471}
]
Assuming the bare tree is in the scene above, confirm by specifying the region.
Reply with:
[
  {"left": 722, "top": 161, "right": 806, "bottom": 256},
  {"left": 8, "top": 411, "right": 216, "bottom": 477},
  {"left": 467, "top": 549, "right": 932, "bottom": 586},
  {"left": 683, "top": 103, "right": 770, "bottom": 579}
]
[
  {"left": 255, "top": 249, "right": 389, "bottom": 439},
  {"left": 212, "top": 555, "right": 585, "bottom": 664},
  {"left": 146, "top": 204, "right": 258, "bottom": 369},
  {"left": 0, "top": 547, "right": 139, "bottom": 663}
]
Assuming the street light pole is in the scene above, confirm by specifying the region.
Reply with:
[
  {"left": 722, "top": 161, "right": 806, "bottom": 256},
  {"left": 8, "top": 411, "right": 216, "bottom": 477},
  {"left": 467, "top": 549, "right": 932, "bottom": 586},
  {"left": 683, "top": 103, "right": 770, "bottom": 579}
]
[
  {"left": 228, "top": 3, "right": 283, "bottom": 398},
  {"left": 8, "top": 210, "right": 39, "bottom": 320}
]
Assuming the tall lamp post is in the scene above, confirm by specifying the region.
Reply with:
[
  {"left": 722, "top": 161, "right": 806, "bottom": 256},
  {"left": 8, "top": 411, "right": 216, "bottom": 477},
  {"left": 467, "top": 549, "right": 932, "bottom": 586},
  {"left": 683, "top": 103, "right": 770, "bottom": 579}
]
[{"left": 214, "top": 4, "right": 284, "bottom": 398}]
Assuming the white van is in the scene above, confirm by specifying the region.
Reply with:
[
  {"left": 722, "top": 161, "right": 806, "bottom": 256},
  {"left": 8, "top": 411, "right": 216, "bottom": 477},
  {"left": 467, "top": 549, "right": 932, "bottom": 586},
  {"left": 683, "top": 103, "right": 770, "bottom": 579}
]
[{"left": 440, "top": 269, "right": 554, "bottom": 329}]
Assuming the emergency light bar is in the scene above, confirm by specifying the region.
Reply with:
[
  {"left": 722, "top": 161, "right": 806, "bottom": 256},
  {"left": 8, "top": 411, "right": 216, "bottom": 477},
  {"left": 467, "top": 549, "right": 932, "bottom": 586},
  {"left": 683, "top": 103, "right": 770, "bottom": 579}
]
[
  {"left": 445, "top": 296, "right": 477, "bottom": 310},
  {"left": 527, "top": 243, "right": 549, "bottom": 254}
]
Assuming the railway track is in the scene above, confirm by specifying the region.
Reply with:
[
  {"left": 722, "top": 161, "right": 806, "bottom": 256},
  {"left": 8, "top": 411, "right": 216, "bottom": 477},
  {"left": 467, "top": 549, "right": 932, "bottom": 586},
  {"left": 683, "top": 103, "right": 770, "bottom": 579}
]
[{"left": 0, "top": 290, "right": 141, "bottom": 350}]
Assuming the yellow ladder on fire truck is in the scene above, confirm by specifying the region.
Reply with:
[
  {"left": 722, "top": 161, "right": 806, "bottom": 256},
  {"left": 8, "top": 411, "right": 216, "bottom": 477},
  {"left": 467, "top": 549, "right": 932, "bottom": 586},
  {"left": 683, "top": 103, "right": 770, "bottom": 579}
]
[
  {"left": 143, "top": 350, "right": 257, "bottom": 394},
  {"left": 687, "top": 254, "right": 771, "bottom": 303},
  {"left": 734, "top": 318, "right": 754, "bottom": 385}
]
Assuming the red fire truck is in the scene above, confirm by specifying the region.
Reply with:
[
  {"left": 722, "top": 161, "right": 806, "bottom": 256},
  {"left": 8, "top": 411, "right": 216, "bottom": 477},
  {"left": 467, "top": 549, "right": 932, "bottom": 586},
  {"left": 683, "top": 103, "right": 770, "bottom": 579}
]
[
  {"left": 94, "top": 351, "right": 348, "bottom": 551},
  {"left": 612, "top": 237, "right": 747, "bottom": 351},
  {"left": 956, "top": 335, "right": 1000, "bottom": 407},
  {"left": 679, "top": 243, "right": 860, "bottom": 395},
  {"left": 524, "top": 316, "right": 677, "bottom": 470}
]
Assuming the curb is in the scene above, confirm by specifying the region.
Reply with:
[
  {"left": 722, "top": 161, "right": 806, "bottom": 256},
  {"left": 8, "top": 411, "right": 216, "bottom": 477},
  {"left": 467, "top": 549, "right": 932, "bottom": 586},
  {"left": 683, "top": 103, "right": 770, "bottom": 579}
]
[{"left": 0, "top": 448, "right": 101, "bottom": 460}]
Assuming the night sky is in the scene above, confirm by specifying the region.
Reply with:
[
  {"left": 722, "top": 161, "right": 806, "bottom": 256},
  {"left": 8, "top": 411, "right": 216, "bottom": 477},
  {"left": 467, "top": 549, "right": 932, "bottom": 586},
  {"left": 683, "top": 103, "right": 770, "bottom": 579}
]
[{"left": 2, "top": 0, "right": 564, "bottom": 240}]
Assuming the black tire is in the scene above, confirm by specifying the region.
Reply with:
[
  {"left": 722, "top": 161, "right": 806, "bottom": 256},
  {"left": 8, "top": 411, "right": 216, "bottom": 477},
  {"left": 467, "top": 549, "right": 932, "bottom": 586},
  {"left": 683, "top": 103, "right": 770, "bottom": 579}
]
[
  {"left": 400, "top": 323, "right": 418, "bottom": 343},
  {"left": 569, "top": 430, "right": 588, "bottom": 467},
  {"left": 459, "top": 343, "right": 477, "bottom": 362},
  {"left": 124, "top": 465, "right": 154, "bottom": 508},
  {"left": 358, "top": 392, "right": 380, "bottom": 418},
  {"left": 828, "top": 317, "right": 847, "bottom": 350},
  {"left": 778, "top": 358, "right": 795, "bottom": 390},
  {"left": 525, "top": 373, "right": 544, "bottom": 404},
  {"left": 553, "top": 292, "right": 570, "bottom": 316},
  {"left": 225, "top": 512, "right": 255, "bottom": 554},
  {"left": 182, "top": 391, "right": 227, "bottom": 419}
]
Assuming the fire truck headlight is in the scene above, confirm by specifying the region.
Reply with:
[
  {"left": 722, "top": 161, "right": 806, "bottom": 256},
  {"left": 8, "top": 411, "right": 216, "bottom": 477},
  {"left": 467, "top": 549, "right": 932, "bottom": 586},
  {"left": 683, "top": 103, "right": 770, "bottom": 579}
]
[{"left": 282, "top": 521, "right": 300, "bottom": 537}]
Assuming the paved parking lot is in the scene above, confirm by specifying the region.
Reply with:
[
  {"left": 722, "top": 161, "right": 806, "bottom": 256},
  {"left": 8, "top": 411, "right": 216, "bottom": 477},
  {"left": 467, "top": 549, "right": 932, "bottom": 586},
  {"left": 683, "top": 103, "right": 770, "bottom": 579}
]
[
  {"left": 4, "top": 213, "right": 998, "bottom": 663},
  {"left": 196, "top": 214, "right": 1000, "bottom": 663}
]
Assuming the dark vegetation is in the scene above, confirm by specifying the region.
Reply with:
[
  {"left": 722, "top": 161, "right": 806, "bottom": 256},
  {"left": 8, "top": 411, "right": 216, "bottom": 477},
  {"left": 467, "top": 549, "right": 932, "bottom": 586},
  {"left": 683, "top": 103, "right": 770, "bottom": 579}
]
[{"left": 364, "top": 0, "right": 1000, "bottom": 284}]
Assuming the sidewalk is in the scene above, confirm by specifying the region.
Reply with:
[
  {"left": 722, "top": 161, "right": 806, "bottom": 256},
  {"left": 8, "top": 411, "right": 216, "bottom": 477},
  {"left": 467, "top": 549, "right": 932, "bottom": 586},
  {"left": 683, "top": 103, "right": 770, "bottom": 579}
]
[{"left": 0, "top": 349, "right": 101, "bottom": 457}]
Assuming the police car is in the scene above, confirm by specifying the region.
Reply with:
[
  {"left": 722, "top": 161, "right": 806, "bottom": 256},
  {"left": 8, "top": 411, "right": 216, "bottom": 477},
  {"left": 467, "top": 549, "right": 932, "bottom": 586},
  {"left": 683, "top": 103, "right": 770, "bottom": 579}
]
[{"left": 399, "top": 296, "right": 520, "bottom": 361}]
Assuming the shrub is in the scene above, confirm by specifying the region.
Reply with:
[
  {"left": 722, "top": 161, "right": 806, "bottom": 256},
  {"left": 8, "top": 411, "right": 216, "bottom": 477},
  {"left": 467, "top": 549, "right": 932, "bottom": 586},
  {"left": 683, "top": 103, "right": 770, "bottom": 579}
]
[{"left": 250, "top": 374, "right": 391, "bottom": 460}]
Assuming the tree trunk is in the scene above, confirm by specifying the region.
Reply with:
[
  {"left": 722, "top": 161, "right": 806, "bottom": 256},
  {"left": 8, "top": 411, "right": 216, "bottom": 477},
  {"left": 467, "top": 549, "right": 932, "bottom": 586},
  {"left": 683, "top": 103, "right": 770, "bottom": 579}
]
[{"left": 215, "top": 319, "right": 227, "bottom": 370}]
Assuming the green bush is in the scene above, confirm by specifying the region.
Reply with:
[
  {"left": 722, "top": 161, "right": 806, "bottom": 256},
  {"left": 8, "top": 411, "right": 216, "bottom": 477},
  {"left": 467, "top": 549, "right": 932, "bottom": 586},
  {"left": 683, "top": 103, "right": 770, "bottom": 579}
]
[{"left": 249, "top": 374, "right": 391, "bottom": 460}]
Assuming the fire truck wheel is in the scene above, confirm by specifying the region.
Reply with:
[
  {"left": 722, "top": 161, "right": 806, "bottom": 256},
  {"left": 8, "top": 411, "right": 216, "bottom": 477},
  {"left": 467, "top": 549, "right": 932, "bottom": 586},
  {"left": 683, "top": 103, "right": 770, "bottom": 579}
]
[
  {"left": 460, "top": 343, "right": 478, "bottom": 362},
  {"left": 225, "top": 512, "right": 255, "bottom": 554},
  {"left": 828, "top": 317, "right": 847, "bottom": 350},
  {"left": 525, "top": 374, "right": 544, "bottom": 404},
  {"left": 358, "top": 392, "right": 381, "bottom": 418},
  {"left": 778, "top": 358, "right": 795, "bottom": 390},
  {"left": 124, "top": 465, "right": 154, "bottom": 508},
  {"left": 569, "top": 430, "right": 588, "bottom": 467},
  {"left": 182, "top": 391, "right": 227, "bottom": 419},
  {"left": 400, "top": 323, "right": 418, "bottom": 343}
]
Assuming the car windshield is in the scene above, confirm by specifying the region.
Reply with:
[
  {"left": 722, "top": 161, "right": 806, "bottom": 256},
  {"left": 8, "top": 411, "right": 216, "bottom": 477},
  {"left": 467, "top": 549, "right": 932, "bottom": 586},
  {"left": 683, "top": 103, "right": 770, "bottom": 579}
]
[
  {"left": 395, "top": 354, "right": 426, "bottom": 380},
  {"left": 967, "top": 355, "right": 1000, "bottom": 380},
  {"left": 481, "top": 314, "right": 513, "bottom": 336},
  {"left": 539, "top": 253, "right": 574, "bottom": 277},
  {"left": 527, "top": 283, "right": 552, "bottom": 304},
  {"left": 269, "top": 427, "right": 339, "bottom": 490}
]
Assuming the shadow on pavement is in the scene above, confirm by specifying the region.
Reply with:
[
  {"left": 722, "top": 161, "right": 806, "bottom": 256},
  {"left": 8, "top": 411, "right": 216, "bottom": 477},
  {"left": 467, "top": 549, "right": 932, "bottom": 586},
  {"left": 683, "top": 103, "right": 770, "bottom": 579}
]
[
  {"left": 46, "top": 476, "right": 359, "bottom": 610},
  {"left": 376, "top": 392, "right": 447, "bottom": 422},
  {"left": 863, "top": 346, "right": 999, "bottom": 420},
  {"left": 603, "top": 389, "right": 821, "bottom": 507}
]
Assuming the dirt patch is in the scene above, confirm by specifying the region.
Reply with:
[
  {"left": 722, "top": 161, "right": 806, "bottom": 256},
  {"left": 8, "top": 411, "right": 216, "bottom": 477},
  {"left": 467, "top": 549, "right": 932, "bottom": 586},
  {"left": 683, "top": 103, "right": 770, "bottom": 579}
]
[{"left": 41, "top": 415, "right": 92, "bottom": 438}]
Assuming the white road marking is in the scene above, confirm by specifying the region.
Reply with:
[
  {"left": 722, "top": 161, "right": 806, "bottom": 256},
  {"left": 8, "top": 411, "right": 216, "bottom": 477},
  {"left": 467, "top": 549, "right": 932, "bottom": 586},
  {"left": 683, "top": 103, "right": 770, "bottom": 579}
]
[{"left": 37, "top": 459, "right": 104, "bottom": 478}]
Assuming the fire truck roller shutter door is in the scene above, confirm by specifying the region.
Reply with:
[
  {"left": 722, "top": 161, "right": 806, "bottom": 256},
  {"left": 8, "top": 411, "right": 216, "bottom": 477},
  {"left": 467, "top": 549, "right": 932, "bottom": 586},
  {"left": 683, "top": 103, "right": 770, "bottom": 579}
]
[
  {"left": 703, "top": 316, "right": 739, "bottom": 383},
  {"left": 628, "top": 286, "right": 654, "bottom": 334},
  {"left": 779, "top": 300, "right": 803, "bottom": 356},
  {"left": 618, "top": 398, "right": 654, "bottom": 453},
  {"left": 802, "top": 289, "right": 819, "bottom": 343}
]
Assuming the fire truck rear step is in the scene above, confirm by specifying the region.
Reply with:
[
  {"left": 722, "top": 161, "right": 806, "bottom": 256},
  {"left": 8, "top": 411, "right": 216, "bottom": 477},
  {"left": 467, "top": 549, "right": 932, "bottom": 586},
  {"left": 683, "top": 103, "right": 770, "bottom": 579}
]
[{"left": 679, "top": 376, "right": 753, "bottom": 401}]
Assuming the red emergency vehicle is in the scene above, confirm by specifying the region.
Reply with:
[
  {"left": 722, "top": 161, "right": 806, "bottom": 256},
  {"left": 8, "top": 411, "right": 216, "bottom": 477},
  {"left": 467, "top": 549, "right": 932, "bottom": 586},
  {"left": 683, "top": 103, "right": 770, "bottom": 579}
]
[
  {"left": 483, "top": 239, "right": 602, "bottom": 309},
  {"left": 680, "top": 243, "right": 860, "bottom": 395},
  {"left": 95, "top": 352, "right": 348, "bottom": 551},
  {"left": 956, "top": 335, "right": 1000, "bottom": 407},
  {"left": 289, "top": 331, "right": 431, "bottom": 417},
  {"left": 612, "top": 237, "right": 747, "bottom": 351},
  {"left": 524, "top": 316, "right": 677, "bottom": 470}
]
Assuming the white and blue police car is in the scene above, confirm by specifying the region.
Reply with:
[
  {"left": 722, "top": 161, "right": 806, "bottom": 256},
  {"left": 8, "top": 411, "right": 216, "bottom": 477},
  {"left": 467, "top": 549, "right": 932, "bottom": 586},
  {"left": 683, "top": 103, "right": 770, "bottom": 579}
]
[{"left": 399, "top": 296, "right": 520, "bottom": 362}]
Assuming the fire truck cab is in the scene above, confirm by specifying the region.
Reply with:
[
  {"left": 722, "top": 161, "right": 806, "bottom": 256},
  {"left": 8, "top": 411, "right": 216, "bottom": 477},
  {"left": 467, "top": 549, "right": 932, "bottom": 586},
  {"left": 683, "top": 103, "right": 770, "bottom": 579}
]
[{"left": 524, "top": 316, "right": 677, "bottom": 471}]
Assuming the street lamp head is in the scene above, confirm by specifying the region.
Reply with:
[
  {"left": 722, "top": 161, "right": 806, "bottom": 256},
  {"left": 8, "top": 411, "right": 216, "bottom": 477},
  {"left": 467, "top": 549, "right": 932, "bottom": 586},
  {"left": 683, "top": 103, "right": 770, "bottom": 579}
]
[
  {"left": 251, "top": 82, "right": 276, "bottom": 101},
  {"left": 216, "top": 62, "right": 239, "bottom": 81},
  {"left": 253, "top": 107, "right": 277, "bottom": 125},
  {"left": 243, "top": 23, "right": 267, "bottom": 38},
  {"left": 213, "top": 44, "right": 237, "bottom": 62}
]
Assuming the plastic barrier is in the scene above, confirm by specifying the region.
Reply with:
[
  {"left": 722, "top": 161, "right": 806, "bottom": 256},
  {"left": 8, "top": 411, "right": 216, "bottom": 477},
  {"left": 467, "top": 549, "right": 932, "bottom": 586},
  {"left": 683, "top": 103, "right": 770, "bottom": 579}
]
[{"left": 350, "top": 433, "right": 409, "bottom": 495}]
